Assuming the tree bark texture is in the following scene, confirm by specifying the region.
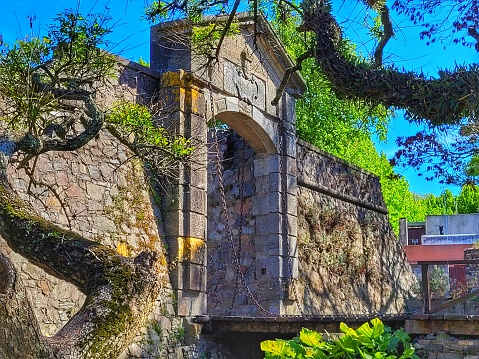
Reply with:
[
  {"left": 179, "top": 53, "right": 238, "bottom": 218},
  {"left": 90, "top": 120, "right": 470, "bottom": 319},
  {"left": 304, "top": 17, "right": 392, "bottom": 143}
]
[
  {"left": 0, "top": 139, "right": 164, "bottom": 358},
  {"left": 0, "top": 253, "right": 51, "bottom": 358}
]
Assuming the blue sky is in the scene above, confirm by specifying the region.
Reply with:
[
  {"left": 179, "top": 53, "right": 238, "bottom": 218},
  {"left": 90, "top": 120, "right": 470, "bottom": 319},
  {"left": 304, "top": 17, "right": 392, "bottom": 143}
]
[
  {"left": 2, "top": 1, "right": 478, "bottom": 195},
  {"left": 1, "top": 1, "right": 151, "bottom": 61},
  {"left": 336, "top": 1, "right": 478, "bottom": 195}
]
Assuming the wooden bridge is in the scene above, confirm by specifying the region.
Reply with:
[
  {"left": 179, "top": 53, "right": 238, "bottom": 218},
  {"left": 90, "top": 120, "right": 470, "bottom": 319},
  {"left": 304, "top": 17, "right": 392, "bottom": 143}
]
[
  {"left": 195, "top": 313, "right": 479, "bottom": 336},
  {"left": 192, "top": 259, "right": 479, "bottom": 337}
]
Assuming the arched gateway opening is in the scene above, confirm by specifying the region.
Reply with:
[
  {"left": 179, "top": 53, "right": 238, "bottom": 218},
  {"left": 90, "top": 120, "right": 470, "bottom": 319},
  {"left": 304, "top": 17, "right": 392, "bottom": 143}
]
[
  {"left": 213, "top": 111, "right": 276, "bottom": 156},
  {"left": 207, "top": 126, "right": 257, "bottom": 315},
  {"left": 206, "top": 110, "right": 278, "bottom": 316}
]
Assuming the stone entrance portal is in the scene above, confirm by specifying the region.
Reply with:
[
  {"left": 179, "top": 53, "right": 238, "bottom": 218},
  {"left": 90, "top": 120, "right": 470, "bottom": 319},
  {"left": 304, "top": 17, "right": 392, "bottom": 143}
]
[{"left": 150, "top": 14, "right": 306, "bottom": 316}]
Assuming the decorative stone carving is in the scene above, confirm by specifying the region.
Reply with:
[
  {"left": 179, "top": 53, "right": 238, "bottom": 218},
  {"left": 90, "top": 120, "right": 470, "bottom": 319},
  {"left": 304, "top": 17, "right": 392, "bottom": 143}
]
[{"left": 223, "top": 54, "right": 266, "bottom": 110}]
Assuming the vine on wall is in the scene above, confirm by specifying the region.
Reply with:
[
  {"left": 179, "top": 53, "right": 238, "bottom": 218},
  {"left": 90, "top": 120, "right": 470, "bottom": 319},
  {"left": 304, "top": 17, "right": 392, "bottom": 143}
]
[{"left": 299, "top": 202, "right": 380, "bottom": 285}]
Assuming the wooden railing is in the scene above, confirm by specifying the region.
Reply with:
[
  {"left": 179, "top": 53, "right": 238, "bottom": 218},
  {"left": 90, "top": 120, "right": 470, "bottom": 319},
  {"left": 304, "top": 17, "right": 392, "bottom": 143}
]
[{"left": 418, "top": 260, "right": 479, "bottom": 314}]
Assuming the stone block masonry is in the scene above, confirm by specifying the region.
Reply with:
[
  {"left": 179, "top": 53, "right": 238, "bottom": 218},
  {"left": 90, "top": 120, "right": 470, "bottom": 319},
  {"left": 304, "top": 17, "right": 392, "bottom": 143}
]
[
  {"left": 3, "top": 127, "right": 168, "bottom": 336},
  {"left": 206, "top": 130, "right": 260, "bottom": 316},
  {"left": 413, "top": 332, "right": 479, "bottom": 359},
  {"left": 0, "top": 59, "right": 207, "bottom": 357},
  {"left": 297, "top": 139, "right": 388, "bottom": 214},
  {"left": 205, "top": 130, "right": 417, "bottom": 318},
  {"left": 151, "top": 14, "right": 309, "bottom": 317},
  {"left": 293, "top": 140, "right": 417, "bottom": 316}
]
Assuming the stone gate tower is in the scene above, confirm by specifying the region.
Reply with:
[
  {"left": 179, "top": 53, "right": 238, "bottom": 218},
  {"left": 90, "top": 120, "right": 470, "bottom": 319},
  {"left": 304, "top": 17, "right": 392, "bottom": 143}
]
[{"left": 150, "top": 14, "right": 306, "bottom": 316}]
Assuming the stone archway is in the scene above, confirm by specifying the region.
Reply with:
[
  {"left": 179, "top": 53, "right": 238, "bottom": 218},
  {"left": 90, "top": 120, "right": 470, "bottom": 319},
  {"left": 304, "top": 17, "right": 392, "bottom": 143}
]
[
  {"left": 214, "top": 107, "right": 277, "bottom": 156},
  {"left": 151, "top": 13, "right": 306, "bottom": 317},
  {"left": 206, "top": 106, "right": 290, "bottom": 316}
]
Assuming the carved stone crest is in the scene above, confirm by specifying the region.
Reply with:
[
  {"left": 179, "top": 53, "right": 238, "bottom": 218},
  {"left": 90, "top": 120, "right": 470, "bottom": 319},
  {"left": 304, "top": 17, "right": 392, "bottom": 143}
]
[{"left": 224, "top": 50, "right": 265, "bottom": 110}]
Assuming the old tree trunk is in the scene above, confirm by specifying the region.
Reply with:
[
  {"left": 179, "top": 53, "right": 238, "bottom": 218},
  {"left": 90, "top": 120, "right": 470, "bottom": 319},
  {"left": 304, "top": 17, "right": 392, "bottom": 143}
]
[
  {"left": 0, "top": 10, "right": 181, "bottom": 357},
  {"left": 0, "top": 99, "right": 164, "bottom": 358}
]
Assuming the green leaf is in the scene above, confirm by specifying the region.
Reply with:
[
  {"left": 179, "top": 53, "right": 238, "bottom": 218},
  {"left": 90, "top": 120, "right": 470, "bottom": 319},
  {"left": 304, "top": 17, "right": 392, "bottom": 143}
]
[
  {"left": 340, "top": 322, "right": 358, "bottom": 338},
  {"left": 384, "top": 336, "right": 399, "bottom": 351},
  {"left": 299, "top": 328, "right": 323, "bottom": 347},
  {"left": 399, "top": 342, "right": 416, "bottom": 358},
  {"left": 356, "top": 322, "right": 373, "bottom": 337},
  {"left": 260, "top": 340, "right": 290, "bottom": 356},
  {"left": 369, "top": 318, "right": 385, "bottom": 338}
]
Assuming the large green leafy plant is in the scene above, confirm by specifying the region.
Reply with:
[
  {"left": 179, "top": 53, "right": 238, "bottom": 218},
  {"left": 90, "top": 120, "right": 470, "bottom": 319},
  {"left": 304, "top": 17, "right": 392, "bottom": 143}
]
[{"left": 261, "top": 318, "right": 419, "bottom": 359}]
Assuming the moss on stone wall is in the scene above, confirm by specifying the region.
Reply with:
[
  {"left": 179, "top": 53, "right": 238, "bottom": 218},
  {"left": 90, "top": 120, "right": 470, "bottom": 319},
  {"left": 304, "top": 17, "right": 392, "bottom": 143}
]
[
  {"left": 299, "top": 203, "right": 381, "bottom": 285},
  {"left": 296, "top": 189, "right": 417, "bottom": 315},
  {"left": 104, "top": 159, "right": 163, "bottom": 255}
]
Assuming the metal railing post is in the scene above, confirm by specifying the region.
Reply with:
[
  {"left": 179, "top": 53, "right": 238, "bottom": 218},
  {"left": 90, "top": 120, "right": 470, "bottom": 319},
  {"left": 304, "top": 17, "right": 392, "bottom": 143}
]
[{"left": 421, "top": 263, "right": 431, "bottom": 314}]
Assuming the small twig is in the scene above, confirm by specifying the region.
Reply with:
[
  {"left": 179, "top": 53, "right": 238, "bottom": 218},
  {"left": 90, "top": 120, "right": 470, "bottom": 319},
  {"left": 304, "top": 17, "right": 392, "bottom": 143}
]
[
  {"left": 253, "top": 0, "right": 258, "bottom": 48},
  {"left": 271, "top": 49, "right": 314, "bottom": 106},
  {"left": 373, "top": 4, "right": 394, "bottom": 68},
  {"left": 23, "top": 160, "right": 73, "bottom": 230},
  {"left": 25, "top": 155, "right": 39, "bottom": 193},
  {"left": 85, "top": 248, "right": 102, "bottom": 262},
  {"left": 278, "top": 0, "right": 303, "bottom": 15},
  {"left": 214, "top": 0, "right": 241, "bottom": 60}
]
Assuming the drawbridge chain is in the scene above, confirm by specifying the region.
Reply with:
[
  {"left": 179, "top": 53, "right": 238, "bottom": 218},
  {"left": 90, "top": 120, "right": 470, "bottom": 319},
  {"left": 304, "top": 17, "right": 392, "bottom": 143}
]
[
  {"left": 208, "top": 82, "right": 275, "bottom": 317},
  {"left": 228, "top": 131, "right": 247, "bottom": 315}
]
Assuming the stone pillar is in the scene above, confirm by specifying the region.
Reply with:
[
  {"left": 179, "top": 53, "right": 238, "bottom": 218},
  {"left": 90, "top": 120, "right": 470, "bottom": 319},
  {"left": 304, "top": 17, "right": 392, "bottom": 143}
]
[
  {"left": 250, "top": 93, "right": 300, "bottom": 316},
  {"left": 280, "top": 93, "right": 300, "bottom": 313},
  {"left": 159, "top": 71, "right": 208, "bottom": 317},
  {"left": 253, "top": 154, "right": 283, "bottom": 315}
]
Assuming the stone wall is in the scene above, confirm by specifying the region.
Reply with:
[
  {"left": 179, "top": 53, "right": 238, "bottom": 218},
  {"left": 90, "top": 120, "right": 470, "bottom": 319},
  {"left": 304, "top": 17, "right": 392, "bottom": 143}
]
[
  {"left": 413, "top": 332, "right": 479, "bottom": 359},
  {"left": 1, "top": 125, "right": 200, "bottom": 357},
  {"left": 465, "top": 248, "right": 479, "bottom": 292},
  {"left": 204, "top": 134, "right": 417, "bottom": 318},
  {"left": 296, "top": 139, "right": 387, "bottom": 213},
  {"left": 0, "top": 58, "right": 164, "bottom": 335},
  {"left": 0, "top": 61, "right": 208, "bottom": 358},
  {"left": 206, "top": 130, "right": 259, "bottom": 316},
  {"left": 294, "top": 140, "right": 417, "bottom": 315}
]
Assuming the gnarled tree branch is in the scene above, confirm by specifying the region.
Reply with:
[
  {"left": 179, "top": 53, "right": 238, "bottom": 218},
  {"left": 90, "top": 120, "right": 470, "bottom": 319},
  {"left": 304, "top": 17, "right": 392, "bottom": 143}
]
[
  {"left": 0, "top": 157, "right": 163, "bottom": 358},
  {"left": 16, "top": 82, "right": 104, "bottom": 160},
  {"left": 0, "top": 253, "right": 51, "bottom": 358},
  {"left": 272, "top": 49, "right": 314, "bottom": 106},
  {"left": 301, "top": 1, "right": 479, "bottom": 125}
]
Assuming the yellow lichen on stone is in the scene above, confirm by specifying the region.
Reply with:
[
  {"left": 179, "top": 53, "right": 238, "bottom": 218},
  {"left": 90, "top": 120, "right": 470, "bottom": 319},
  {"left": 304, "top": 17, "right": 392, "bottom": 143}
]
[
  {"left": 116, "top": 242, "right": 131, "bottom": 257},
  {"left": 176, "top": 237, "right": 205, "bottom": 263},
  {"left": 184, "top": 86, "right": 202, "bottom": 114},
  {"left": 161, "top": 71, "right": 203, "bottom": 114},
  {"left": 160, "top": 71, "right": 183, "bottom": 87}
]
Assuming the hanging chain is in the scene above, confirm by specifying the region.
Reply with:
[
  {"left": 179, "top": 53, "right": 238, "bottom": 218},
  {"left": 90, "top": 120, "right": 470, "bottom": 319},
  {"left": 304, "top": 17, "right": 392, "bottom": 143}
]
[
  {"left": 208, "top": 83, "right": 275, "bottom": 317},
  {"left": 278, "top": 119, "right": 305, "bottom": 316},
  {"left": 228, "top": 135, "right": 246, "bottom": 314}
]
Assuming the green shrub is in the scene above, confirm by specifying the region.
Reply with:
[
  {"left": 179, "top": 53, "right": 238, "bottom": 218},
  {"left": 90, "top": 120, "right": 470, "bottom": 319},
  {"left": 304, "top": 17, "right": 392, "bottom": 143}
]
[{"left": 260, "top": 318, "right": 419, "bottom": 359}]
